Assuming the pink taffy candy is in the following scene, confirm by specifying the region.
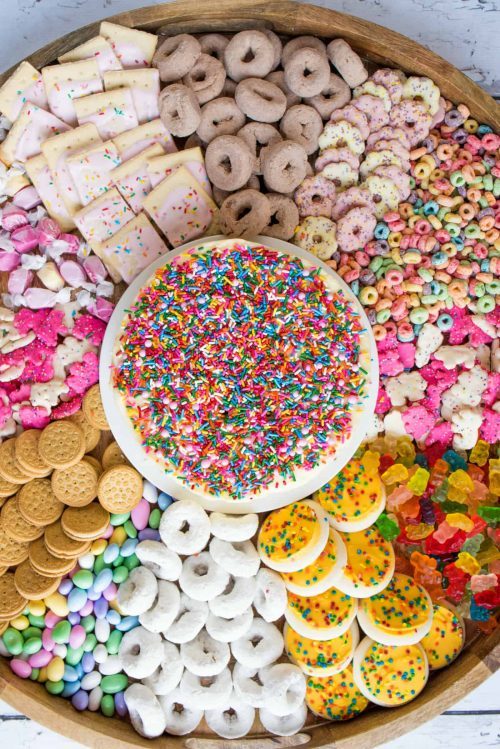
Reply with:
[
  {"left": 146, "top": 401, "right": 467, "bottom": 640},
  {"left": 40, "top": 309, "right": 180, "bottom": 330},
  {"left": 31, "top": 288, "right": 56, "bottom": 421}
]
[
  {"left": 1, "top": 204, "right": 28, "bottom": 232},
  {"left": 59, "top": 260, "right": 86, "bottom": 288},
  {"left": 19, "top": 404, "right": 50, "bottom": 429},
  {"left": 0, "top": 250, "right": 21, "bottom": 271},
  {"left": 88, "top": 297, "right": 114, "bottom": 322},
  {"left": 401, "top": 404, "right": 435, "bottom": 440},
  {"left": 12, "top": 186, "right": 42, "bottom": 210},
  {"left": 52, "top": 395, "right": 82, "bottom": 419},
  {"left": 22, "top": 287, "right": 59, "bottom": 309},
  {"left": 7, "top": 268, "right": 33, "bottom": 295},
  {"left": 58, "top": 233, "right": 80, "bottom": 254},
  {"left": 37, "top": 217, "right": 61, "bottom": 246},
  {"left": 10, "top": 225, "right": 39, "bottom": 253},
  {"left": 83, "top": 256, "right": 107, "bottom": 284},
  {"left": 65, "top": 351, "right": 99, "bottom": 395},
  {"left": 72, "top": 314, "right": 106, "bottom": 346}
]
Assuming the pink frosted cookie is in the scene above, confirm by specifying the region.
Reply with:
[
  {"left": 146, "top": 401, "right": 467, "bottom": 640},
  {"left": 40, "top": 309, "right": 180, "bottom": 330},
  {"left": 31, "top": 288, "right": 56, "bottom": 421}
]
[
  {"left": 336, "top": 207, "right": 376, "bottom": 253},
  {"left": 329, "top": 105, "right": 370, "bottom": 140},
  {"left": 330, "top": 186, "right": 376, "bottom": 222},
  {"left": 96, "top": 213, "right": 168, "bottom": 284},
  {"left": 367, "top": 139, "right": 410, "bottom": 166},
  {"left": 294, "top": 175, "right": 336, "bottom": 219},
  {"left": 389, "top": 100, "right": 432, "bottom": 147},
  {"left": 370, "top": 68, "right": 406, "bottom": 105},
  {"left": 372, "top": 166, "right": 411, "bottom": 201},
  {"left": 0, "top": 103, "right": 70, "bottom": 165},
  {"left": 315, "top": 146, "right": 360, "bottom": 172},
  {"left": 318, "top": 121, "right": 365, "bottom": 156},
  {"left": 366, "top": 125, "right": 411, "bottom": 150},
  {"left": 66, "top": 141, "right": 122, "bottom": 206},
  {"left": 74, "top": 187, "right": 135, "bottom": 246},
  {"left": 351, "top": 95, "right": 389, "bottom": 133}
]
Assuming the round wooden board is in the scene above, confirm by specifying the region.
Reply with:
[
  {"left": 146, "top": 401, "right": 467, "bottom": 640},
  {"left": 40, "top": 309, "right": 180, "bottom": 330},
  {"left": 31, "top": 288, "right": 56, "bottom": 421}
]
[{"left": 0, "top": 1, "right": 499, "bottom": 747}]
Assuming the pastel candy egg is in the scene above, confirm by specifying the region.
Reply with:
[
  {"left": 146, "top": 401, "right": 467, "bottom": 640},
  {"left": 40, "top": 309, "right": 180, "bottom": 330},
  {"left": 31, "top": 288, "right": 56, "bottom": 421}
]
[
  {"left": 94, "top": 568, "right": 113, "bottom": 594},
  {"left": 72, "top": 690, "right": 89, "bottom": 711},
  {"left": 142, "top": 481, "right": 158, "bottom": 504},
  {"left": 131, "top": 499, "right": 150, "bottom": 530},
  {"left": 29, "top": 649, "right": 53, "bottom": 668},
  {"left": 69, "top": 625, "right": 86, "bottom": 649},
  {"left": 68, "top": 588, "right": 88, "bottom": 613},
  {"left": 73, "top": 570, "right": 94, "bottom": 590},
  {"left": 10, "top": 659, "right": 32, "bottom": 678},
  {"left": 47, "top": 656, "right": 65, "bottom": 682}
]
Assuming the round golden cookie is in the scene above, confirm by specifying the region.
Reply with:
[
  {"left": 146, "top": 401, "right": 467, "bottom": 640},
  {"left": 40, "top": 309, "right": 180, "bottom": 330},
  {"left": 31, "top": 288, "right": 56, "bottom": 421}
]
[
  {"left": 28, "top": 537, "right": 78, "bottom": 576},
  {"left": 1, "top": 497, "right": 44, "bottom": 543},
  {"left": 61, "top": 502, "right": 110, "bottom": 540},
  {"left": 0, "top": 620, "right": 8, "bottom": 635},
  {"left": 69, "top": 411, "right": 101, "bottom": 453},
  {"left": 82, "top": 384, "right": 109, "bottom": 430},
  {"left": 18, "top": 478, "right": 65, "bottom": 528},
  {"left": 38, "top": 420, "right": 85, "bottom": 470},
  {"left": 97, "top": 465, "right": 142, "bottom": 513},
  {"left": 0, "top": 566, "right": 7, "bottom": 577},
  {"left": 0, "top": 572, "right": 28, "bottom": 619},
  {"left": 83, "top": 456, "right": 103, "bottom": 475},
  {"left": 14, "top": 560, "right": 61, "bottom": 600},
  {"left": 102, "top": 441, "right": 129, "bottom": 470},
  {"left": 0, "top": 439, "right": 35, "bottom": 484},
  {"left": 0, "top": 525, "right": 29, "bottom": 566},
  {"left": 15, "top": 429, "right": 52, "bottom": 477},
  {"left": 51, "top": 460, "right": 98, "bottom": 507},
  {"left": 0, "top": 473, "right": 19, "bottom": 499},
  {"left": 45, "top": 521, "right": 91, "bottom": 559}
]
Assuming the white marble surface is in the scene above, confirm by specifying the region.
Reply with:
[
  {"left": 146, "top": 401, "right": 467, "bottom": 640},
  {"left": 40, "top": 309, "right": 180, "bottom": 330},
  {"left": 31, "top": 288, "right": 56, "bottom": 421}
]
[{"left": 0, "top": 0, "right": 499, "bottom": 746}]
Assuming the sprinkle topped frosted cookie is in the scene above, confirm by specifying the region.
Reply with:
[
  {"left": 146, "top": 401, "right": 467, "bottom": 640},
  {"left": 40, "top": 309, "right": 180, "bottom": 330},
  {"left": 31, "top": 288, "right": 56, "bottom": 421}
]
[
  {"left": 281, "top": 527, "right": 347, "bottom": 594},
  {"left": 285, "top": 583, "right": 357, "bottom": 640},
  {"left": 285, "top": 621, "right": 359, "bottom": 676},
  {"left": 335, "top": 526, "right": 395, "bottom": 597},
  {"left": 420, "top": 603, "right": 465, "bottom": 670},
  {"left": 305, "top": 664, "right": 369, "bottom": 720}
]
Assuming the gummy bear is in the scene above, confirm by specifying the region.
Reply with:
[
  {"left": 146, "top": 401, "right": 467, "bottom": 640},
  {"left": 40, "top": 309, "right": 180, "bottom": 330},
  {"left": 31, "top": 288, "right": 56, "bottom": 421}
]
[
  {"left": 447, "top": 486, "right": 469, "bottom": 504},
  {"left": 449, "top": 469, "right": 474, "bottom": 494},
  {"left": 477, "top": 506, "right": 500, "bottom": 524},
  {"left": 433, "top": 521, "right": 457, "bottom": 544},
  {"left": 379, "top": 454, "right": 395, "bottom": 474},
  {"left": 470, "top": 598, "right": 490, "bottom": 621},
  {"left": 406, "top": 523, "right": 434, "bottom": 540},
  {"left": 362, "top": 450, "right": 380, "bottom": 474},
  {"left": 395, "top": 437, "right": 416, "bottom": 467},
  {"left": 461, "top": 533, "right": 484, "bottom": 557},
  {"left": 410, "top": 550, "right": 443, "bottom": 599},
  {"left": 467, "top": 464, "right": 484, "bottom": 482},
  {"left": 474, "top": 584, "right": 500, "bottom": 610},
  {"left": 399, "top": 496, "right": 421, "bottom": 520},
  {"left": 469, "top": 439, "right": 490, "bottom": 467},
  {"left": 414, "top": 454, "right": 429, "bottom": 469},
  {"left": 443, "top": 450, "right": 468, "bottom": 472},
  {"left": 470, "top": 573, "right": 497, "bottom": 593},
  {"left": 407, "top": 467, "right": 430, "bottom": 497},
  {"left": 446, "top": 513, "right": 474, "bottom": 532},
  {"left": 443, "top": 562, "right": 469, "bottom": 604},
  {"left": 375, "top": 512, "right": 400, "bottom": 542},
  {"left": 455, "top": 551, "right": 480, "bottom": 575},
  {"left": 425, "top": 530, "right": 467, "bottom": 556},
  {"left": 381, "top": 463, "right": 409, "bottom": 485},
  {"left": 431, "top": 480, "right": 449, "bottom": 504}
]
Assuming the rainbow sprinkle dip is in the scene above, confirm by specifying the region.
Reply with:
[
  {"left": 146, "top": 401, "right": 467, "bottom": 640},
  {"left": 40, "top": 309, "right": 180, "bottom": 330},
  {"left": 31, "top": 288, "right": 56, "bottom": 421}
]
[
  {"left": 420, "top": 604, "right": 465, "bottom": 670},
  {"left": 112, "top": 240, "right": 367, "bottom": 500},
  {"left": 306, "top": 665, "right": 369, "bottom": 720},
  {"left": 354, "top": 640, "right": 428, "bottom": 706}
]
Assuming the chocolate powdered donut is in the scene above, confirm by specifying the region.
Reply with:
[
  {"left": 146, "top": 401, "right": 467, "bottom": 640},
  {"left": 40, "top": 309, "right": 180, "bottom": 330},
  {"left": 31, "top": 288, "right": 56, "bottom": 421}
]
[
  {"left": 265, "top": 71, "right": 301, "bottom": 109},
  {"left": 261, "top": 139, "right": 308, "bottom": 193},
  {"left": 238, "top": 122, "right": 282, "bottom": 174},
  {"left": 220, "top": 189, "right": 271, "bottom": 237},
  {"left": 197, "top": 97, "right": 245, "bottom": 143},
  {"left": 235, "top": 78, "right": 287, "bottom": 123},
  {"left": 153, "top": 34, "right": 201, "bottom": 82},
  {"left": 281, "top": 35, "right": 327, "bottom": 65},
  {"left": 262, "top": 194, "right": 299, "bottom": 240},
  {"left": 159, "top": 84, "right": 201, "bottom": 137},
  {"left": 284, "top": 47, "right": 331, "bottom": 98},
  {"left": 280, "top": 104, "right": 323, "bottom": 155},
  {"left": 205, "top": 135, "right": 255, "bottom": 191},
  {"left": 262, "top": 29, "right": 283, "bottom": 71},
  {"left": 199, "top": 33, "right": 229, "bottom": 61},
  {"left": 224, "top": 30, "right": 275, "bottom": 82},
  {"left": 183, "top": 53, "right": 226, "bottom": 104},
  {"left": 304, "top": 73, "right": 351, "bottom": 120}
]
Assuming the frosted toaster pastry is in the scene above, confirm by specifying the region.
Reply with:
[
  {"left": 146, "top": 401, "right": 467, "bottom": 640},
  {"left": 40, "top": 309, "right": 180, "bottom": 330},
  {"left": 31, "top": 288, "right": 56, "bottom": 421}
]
[
  {"left": 0, "top": 61, "right": 48, "bottom": 122},
  {"left": 103, "top": 68, "right": 160, "bottom": 124},
  {"left": 25, "top": 153, "right": 75, "bottom": 231},
  {"left": 112, "top": 118, "right": 177, "bottom": 161},
  {"left": 147, "top": 146, "right": 212, "bottom": 195},
  {"left": 74, "top": 89, "right": 139, "bottom": 140},
  {"left": 0, "top": 103, "right": 70, "bottom": 166},
  {"left": 58, "top": 35, "right": 123, "bottom": 74},
  {"left": 73, "top": 186, "right": 134, "bottom": 246},
  {"left": 100, "top": 21, "right": 158, "bottom": 68},
  {"left": 66, "top": 140, "right": 121, "bottom": 206},
  {"left": 42, "top": 60, "right": 103, "bottom": 126},
  {"left": 110, "top": 142, "right": 163, "bottom": 213}
]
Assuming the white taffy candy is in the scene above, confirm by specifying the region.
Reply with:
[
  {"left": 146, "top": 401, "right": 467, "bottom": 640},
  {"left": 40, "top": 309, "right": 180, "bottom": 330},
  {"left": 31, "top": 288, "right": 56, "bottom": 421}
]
[
  {"left": 135, "top": 540, "right": 182, "bottom": 581},
  {"left": 37, "top": 260, "right": 65, "bottom": 291},
  {"left": 385, "top": 371, "right": 426, "bottom": 407},
  {"left": 159, "top": 499, "right": 211, "bottom": 554},
  {"left": 118, "top": 566, "right": 158, "bottom": 615},
  {"left": 165, "top": 593, "right": 208, "bottom": 644},
  {"left": 259, "top": 702, "right": 307, "bottom": 736},
  {"left": 180, "top": 629, "right": 230, "bottom": 677},
  {"left": 253, "top": 568, "right": 287, "bottom": 622},
  {"left": 209, "top": 537, "right": 260, "bottom": 578},
  {"left": 120, "top": 626, "right": 163, "bottom": 678},
  {"left": 179, "top": 551, "right": 230, "bottom": 601},
  {"left": 434, "top": 345, "right": 475, "bottom": 370},
  {"left": 205, "top": 698, "right": 255, "bottom": 739},
  {"left": 179, "top": 667, "right": 233, "bottom": 710},
  {"left": 414, "top": 323, "right": 443, "bottom": 368},
  {"left": 206, "top": 608, "right": 253, "bottom": 643},
  {"left": 159, "top": 688, "right": 203, "bottom": 736},
  {"left": 451, "top": 407, "right": 483, "bottom": 451},
  {"left": 143, "top": 640, "right": 183, "bottom": 696},
  {"left": 231, "top": 617, "right": 284, "bottom": 669},
  {"left": 208, "top": 574, "right": 256, "bottom": 618},
  {"left": 259, "top": 663, "right": 306, "bottom": 717},
  {"left": 209, "top": 512, "right": 259, "bottom": 542},
  {"left": 139, "top": 580, "right": 180, "bottom": 633},
  {"left": 124, "top": 684, "right": 166, "bottom": 738},
  {"left": 21, "top": 253, "right": 47, "bottom": 270}
]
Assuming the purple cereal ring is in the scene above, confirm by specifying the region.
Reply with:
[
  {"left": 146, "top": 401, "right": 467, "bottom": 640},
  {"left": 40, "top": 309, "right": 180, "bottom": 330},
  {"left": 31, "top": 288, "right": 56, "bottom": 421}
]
[
  {"left": 366, "top": 125, "right": 411, "bottom": 150},
  {"left": 220, "top": 189, "right": 271, "bottom": 237},
  {"left": 330, "top": 186, "right": 376, "bottom": 221},
  {"left": 182, "top": 54, "right": 226, "bottom": 104},
  {"left": 197, "top": 97, "right": 245, "bottom": 143},
  {"left": 326, "top": 39, "right": 368, "bottom": 88},
  {"left": 280, "top": 104, "right": 323, "bottom": 156},
  {"left": 336, "top": 206, "right": 377, "bottom": 253},
  {"left": 159, "top": 84, "right": 201, "bottom": 137},
  {"left": 205, "top": 135, "right": 255, "bottom": 191},
  {"left": 304, "top": 73, "right": 351, "bottom": 120},
  {"left": 368, "top": 138, "right": 410, "bottom": 166},
  {"left": 329, "top": 104, "right": 370, "bottom": 140},
  {"left": 284, "top": 48, "right": 330, "bottom": 98},
  {"left": 265, "top": 71, "right": 301, "bottom": 109},
  {"left": 199, "top": 33, "right": 229, "bottom": 61},
  {"left": 238, "top": 122, "right": 282, "bottom": 174},
  {"left": 262, "top": 194, "right": 299, "bottom": 240},
  {"left": 373, "top": 165, "right": 411, "bottom": 201},
  {"left": 224, "top": 30, "right": 275, "bottom": 82},
  {"left": 370, "top": 68, "right": 406, "bottom": 105},
  {"left": 153, "top": 34, "right": 201, "bottom": 82},
  {"left": 294, "top": 175, "right": 336, "bottom": 219},
  {"left": 261, "top": 139, "right": 308, "bottom": 194},
  {"left": 389, "top": 100, "right": 432, "bottom": 147},
  {"left": 315, "top": 146, "right": 360, "bottom": 172},
  {"left": 235, "top": 78, "right": 286, "bottom": 123},
  {"left": 282, "top": 36, "right": 326, "bottom": 65},
  {"left": 352, "top": 94, "right": 389, "bottom": 133},
  {"left": 262, "top": 30, "right": 282, "bottom": 71}
]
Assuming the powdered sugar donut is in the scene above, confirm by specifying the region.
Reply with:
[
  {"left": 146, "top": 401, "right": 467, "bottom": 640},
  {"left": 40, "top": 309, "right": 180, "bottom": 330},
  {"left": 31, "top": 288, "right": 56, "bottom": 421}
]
[
  {"left": 231, "top": 618, "right": 284, "bottom": 668},
  {"left": 282, "top": 35, "right": 326, "bottom": 65},
  {"left": 233, "top": 662, "right": 266, "bottom": 707},
  {"left": 179, "top": 551, "right": 230, "bottom": 601},
  {"left": 263, "top": 194, "right": 299, "bottom": 240},
  {"left": 326, "top": 39, "right": 368, "bottom": 88},
  {"left": 284, "top": 47, "right": 330, "bottom": 98},
  {"left": 259, "top": 702, "right": 307, "bottom": 736},
  {"left": 294, "top": 175, "right": 336, "bottom": 219},
  {"left": 260, "top": 663, "right": 306, "bottom": 716},
  {"left": 210, "top": 511, "right": 259, "bottom": 542},
  {"left": 329, "top": 104, "right": 370, "bottom": 139},
  {"left": 205, "top": 698, "right": 255, "bottom": 739},
  {"left": 165, "top": 593, "right": 208, "bottom": 644},
  {"left": 135, "top": 541, "right": 182, "bottom": 581},
  {"left": 237, "top": 123, "right": 282, "bottom": 174},
  {"left": 262, "top": 139, "right": 308, "bottom": 193},
  {"left": 205, "top": 135, "right": 255, "bottom": 191},
  {"left": 235, "top": 78, "right": 286, "bottom": 123},
  {"left": 209, "top": 537, "right": 260, "bottom": 578},
  {"left": 180, "top": 629, "right": 230, "bottom": 676},
  {"left": 390, "top": 99, "right": 433, "bottom": 147},
  {"left": 153, "top": 34, "right": 201, "bottom": 82},
  {"left": 352, "top": 94, "right": 389, "bottom": 132},
  {"left": 220, "top": 189, "right": 271, "bottom": 237},
  {"left": 120, "top": 627, "right": 163, "bottom": 679},
  {"left": 253, "top": 568, "right": 287, "bottom": 622},
  {"left": 206, "top": 608, "right": 254, "bottom": 643},
  {"left": 160, "top": 688, "right": 203, "bottom": 735},
  {"left": 159, "top": 84, "right": 201, "bottom": 137},
  {"left": 315, "top": 146, "right": 360, "bottom": 173},
  {"left": 179, "top": 667, "right": 233, "bottom": 710},
  {"left": 336, "top": 207, "right": 377, "bottom": 253},
  {"left": 266, "top": 71, "right": 301, "bottom": 108},
  {"left": 159, "top": 499, "right": 210, "bottom": 555},
  {"left": 124, "top": 684, "right": 166, "bottom": 738},
  {"left": 224, "top": 30, "right": 275, "bottom": 82},
  {"left": 197, "top": 97, "right": 245, "bottom": 143},
  {"left": 304, "top": 73, "right": 351, "bottom": 120},
  {"left": 143, "top": 640, "right": 184, "bottom": 696},
  {"left": 118, "top": 566, "right": 158, "bottom": 616},
  {"left": 183, "top": 53, "right": 226, "bottom": 104},
  {"left": 294, "top": 216, "right": 338, "bottom": 260},
  {"left": 139, "top": 580, "right": 181, "bottom": 633},
  {"left": 330, "top": 186, "right": 376, "bottom": 221},
  {"left": 209, "top": 574, "right": 257, "bottom": 618}
]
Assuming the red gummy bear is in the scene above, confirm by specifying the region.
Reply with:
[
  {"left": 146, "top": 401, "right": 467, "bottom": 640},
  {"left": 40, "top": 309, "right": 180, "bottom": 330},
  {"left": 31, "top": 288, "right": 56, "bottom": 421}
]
[
  {"left": 443, "top": 562, "right": 469, "bottom": 604},
  {"left": 424, "top": 530, "right": 467, "bottom": 555},
  {"left": 474, "top": 584, "right": 500, "bottom": 610}
]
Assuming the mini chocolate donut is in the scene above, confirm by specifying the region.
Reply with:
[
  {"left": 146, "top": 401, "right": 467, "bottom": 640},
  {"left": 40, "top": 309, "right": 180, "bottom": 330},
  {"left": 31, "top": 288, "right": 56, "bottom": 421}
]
[
  {"left": 262, "top": 194, "right": 299, "bottom": 240},
  {"left": 238, "top": 122, "right": 282, "bottom": 174},
  {"left": 153, "top": 34, "right": 201, "bottom": 83},
  {"left": 262, "top": 30, "right": 283, "bottom": 71},
  {"left": 326, "top": 39, "right": 368, "bottom": 89},
  {"left": 159, "top": 84, "right": 201, "bottom": 137},
  {"left": 284, "top": 47, "right": 330, "bottom": 98},
  {"left": 185, "top": 133, "right": 204, "bottom": 149},
  {"left": 224, "top": 30, "right": 275, "bottom": 82},
  {"left": 205, "top": 135, "right": 255, "bottom": 191},
  {"left": 220, "top": 189, "right": 271, "bottom": 238},
  {"left": 235, "top": 78, "right": 286, "bottom": 123},
  {"left": 281, "top": 36, "right": 327, "bottom": 66},
  {"left": 197, "top": 97, "right": 246, "bottom": 143},
  {"left": 220, "top": 78, "right": 237, "bottom": 97},
  {"left": 280, "top": 104, "right": 323, "bottom": 156},
  {"left": 261, "top": 139, "right": 308, "bottom": 194},
  {"left": 213, "top": 175, "right": 261, "bottom": 206},
  {"left": 199, "top": 33, "right": 229, "bottom": 61},
  {"left": 304, "top": 73, "right": 351, "bottom": 120},
  {"left": 183, "top": 54, "right": 226, "bottom": 104},
  {"left": 265, "top": 71, "right": 301, "bottom": 108}
]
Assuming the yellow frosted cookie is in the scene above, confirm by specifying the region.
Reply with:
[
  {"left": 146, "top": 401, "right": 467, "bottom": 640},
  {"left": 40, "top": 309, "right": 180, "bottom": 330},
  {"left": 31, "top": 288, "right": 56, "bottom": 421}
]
[
  {"left": 305, "top": 664, "right": 369, "bottom": 720},
  {"left": 285, "top": 584, "right": 357, "bottom": 640},
  {"left": 285, "top": 620, "right": 359, "bottom": 676},
  {"left": 335, "top": 526, "right": 395, "bottom": 597},
  {"left": 281, "top": 527, "right": 347, "bottom": 596},
  {"left": 420, "top": 603, "right": 465, "bottom": 670}
]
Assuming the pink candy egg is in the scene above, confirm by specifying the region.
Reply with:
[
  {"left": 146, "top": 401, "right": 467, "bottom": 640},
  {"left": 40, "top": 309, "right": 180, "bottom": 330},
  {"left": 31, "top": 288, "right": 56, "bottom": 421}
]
[
  {"left": 10, "top": 659, "right": 32, "bottom": 679},
  {"left": 79, "top": 599, "right": 94, "bottom": 617},
  {"left": 103, "top": 582, "right": 118, "bottom": 602},
  {"left": 69, "top": 625, "right": 86, "bottom": 649},
  {"left": 131, "top": 498, "right": 150, "bottom": 530},
  {"left": 28, "top": 648, "right": 53, "bottom": 668}
]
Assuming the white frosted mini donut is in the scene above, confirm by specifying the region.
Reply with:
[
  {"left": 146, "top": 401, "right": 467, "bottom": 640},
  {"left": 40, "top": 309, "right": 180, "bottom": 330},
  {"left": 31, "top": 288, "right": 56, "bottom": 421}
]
[
  {"left": 179, "top": 551, "right": 230, "bottom": 601},
  {"left": 139, "top": 580, "right": 181, "bottom": 633},
  {"left": 233, "top": 662, "right": 266, "bottom": 707},
  {"left": 143, "top": 641, "right": 184, "bottom": 696},
  {"left": 120, "top": 627, "right": 163, "bottom": 679},
  {"left": 124, "top": 684, "right": 166, "bottom": 738},
  {"left": 159, "top": 499, "right": 210, "bottom": 554},
  {"left": 165, "top": 593, "right": 208, "bottom": 644},
  {"left": 209, "top": 575, "right": 256, "bottom": 618},
  {"left": 179, "top": 667, "right": 233, "bottom": 709},
  {"left": 205, "top": 698, "right": 255, "bottom": 739},
  {"left": 260, "top": 663, "right": 306, "bottom": 716},
  {"left": 135, "top": 541, "right": 182, "bottom": 581},
  {"left": 180, "top": 629, "right": 230, "bottom": 676},
  {"left": 231, "top": 617, "right": 284, "bottom": 669},
  {"left": 209, "top": 537, "right": 260, "bottom": 578},
  {"left": 206, "top": 608, "right": 254, "bottom": 643},
  {"left": 210, "top": 512, "right": 259, "bottom": 542},
  {"left": 253, "top": 568, "right": 287, "bottom": 622},
  {"left": 118, "top": 567, "right": 158, "bottom": 616},
  {"left": 160, "top": 688, "right": 203, "bottom": 736},
  {"left": 259, "top": 702, "right": 307, "bottom": 736}
]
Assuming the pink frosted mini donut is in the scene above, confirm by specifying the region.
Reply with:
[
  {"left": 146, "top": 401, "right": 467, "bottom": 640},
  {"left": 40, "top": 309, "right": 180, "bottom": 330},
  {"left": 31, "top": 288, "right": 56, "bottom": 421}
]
[
  {"left": 326, "top": 39, "right": 368, "bottom": 88},
  {"left": 352, "top": 94, "right": 389, "bottom": 132},
  {"left": 197, "top": 97, "right": 245, "bottom": 143},
  {"left": 235, "top": 78, "right": 287, "bottom": 123},
  {"left": 284, "top": 47, "right": 330, "bottom": 98},
  {"left": 238, "top": 122, "right": 282, "bottom": 174},
  {"left": 368, "top": 138, "right": 410, "bottom": 166},
  {"left": 183, "top": 53, "right": 226, "bottom": 104},
  {"left": 373, "top": 165, "right": 411, "bottom": 200},
  {"left": 336, "top": 206, "right": 377, "bottom": 253},
  {"left": 220, "top": 189, "right": 271, "bottom": 237},
  {"left": 199, "top": 33, "right": 229, "bottom": 61},
  {"left": 371, "top": 68, "right": 406, "bottom": 104},
  {"left": 279, "top": 104, "right": 323, "bottom": 155},
  {"left": 366, "top": 125, "right": 411, "bottom": 150},
  {"left": 262, "top": 29, "right": 283, "bottom": 71},
  {"left": 282, "top": 35, "right": 327, "bottom": 65},
  {"left": 294, "top": 175, "right": 336, "bottom": 219},
  {"left": 265, "top": 71, "right": 301, "bottom": 108},
  {"left": 329, "top": 104, "right": 370, "bottom": 140},
  {"left": 153, "top": 34, "right": 201, "bottom": 82},
  {"left": 315, "top": 146, "right": 360, "bottom": 172},
  {"left": 390, "top": 100, "right": 433, "bottom": 147},
  {"left": 304, "top": 73, "right": 351, "bottom": 120},
  {"left": 205, "top": 135, "right": 255, "bottom": 190},
  {"left": 159, "top": 84, "right": 201, "bottom": 137},
  {"left": 262, "top": 194, "right": 299, "bottom": 240},
  {"left": 261, "top": 139, "right": 308, "bottom": 193},
  {"left": 330, "top": 186, "right": 376, "bottom": 221},
  {"left": 224, "top": 30, "right": 275, "bottom": 82}
]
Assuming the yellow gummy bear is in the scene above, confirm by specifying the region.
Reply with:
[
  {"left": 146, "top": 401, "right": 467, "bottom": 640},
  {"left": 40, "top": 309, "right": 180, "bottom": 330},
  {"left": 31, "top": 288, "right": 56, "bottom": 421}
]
[
  {"left": 362, "top": 450, "right": 380, "bottom": 474},
  {"left": 396, "top": 437, "right": 416, "bottom": 467},
  {"left": 446, "top": 513, "right": 474, "bottom": 531},
  {"left": 405, "top": 523, "right": 434, "bottom": 540},
  {"left": 448, "top": 469, "right": 474, "bottom": 493},
  {"left": 381, "top": 463, "right": 409, "bottom": 485},
  {"left": 407, "top": 466, "right": 430, "bottom": 496},
  {"left": 447, "top": 486, "right": 469, "bottom": 504},
  {"left": 455, "top": 551, "right": 480, "bottom": 576},
  {"left": 469, "top": 439, "right": 489, "bottom": 467}
]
